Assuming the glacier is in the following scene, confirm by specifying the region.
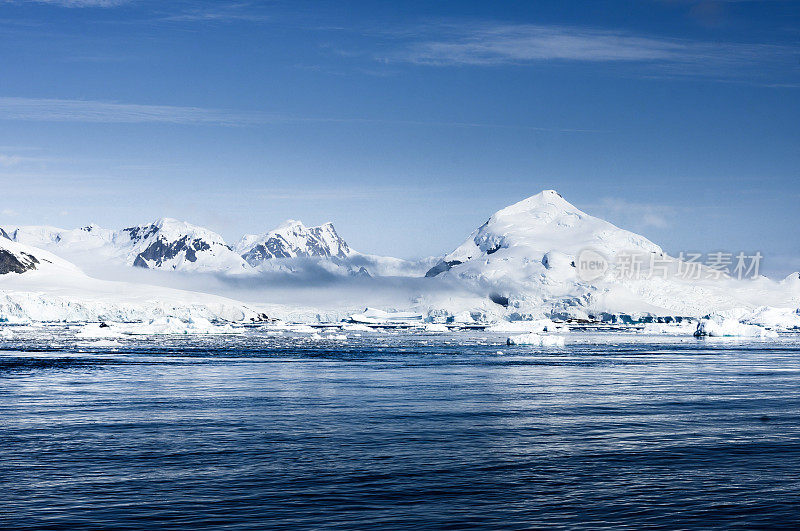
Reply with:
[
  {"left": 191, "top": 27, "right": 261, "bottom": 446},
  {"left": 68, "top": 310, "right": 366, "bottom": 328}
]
[{"left": 0, "top": 237, "right": 257, "bottom": 323}]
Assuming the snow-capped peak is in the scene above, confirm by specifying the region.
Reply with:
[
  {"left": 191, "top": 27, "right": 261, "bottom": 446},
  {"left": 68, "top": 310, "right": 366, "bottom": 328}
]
[
  {"left": 428, "top": 189, "right": 661, "bottom": 277},
  {"left": 237, "top": 219, "right": 354, "bottom": 266},
  {"left": 782, "top": 272, "right": 800, "bottom": 285},
  {"left": 491, "top": 189, "right": 576, "bottom": 219},
  {"left": 120, "top": 218, "right": 248, "bottom": 272}
]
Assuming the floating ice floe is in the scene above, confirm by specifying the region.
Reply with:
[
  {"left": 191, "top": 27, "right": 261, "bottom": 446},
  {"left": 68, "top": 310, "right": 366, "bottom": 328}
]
[
  {"left": 421, "top": 323, "right": 449, "bottom": 333},
  {"left": 506, "top": 333, "right": 566, "bottom": 346},
  {"left": 76, "top": 323, "right": 127, "bottom": 339},
  {"left": 306, "top": 332, "right": 347, "bottom": 340},
  {"left": 349, "top": 308, "right": 423, "bottom": 324},
  {"left": 75, "top": 317, "right": 239, "bottom": 337},
  {"left": 489, "top": 319, "right": 569, "bottom": 334},
  {"left": 693, "top": 318, "right": 778, "bottom": 338},
  {"left": 279, "top": 324, "right": 317, "bottom": 333},
  {"left": 638, "top": 322, "right": 697, "bottom": 335},
  {"left": 341, "top": 323, "right": 372, "bottom": 332},
  {"left": 0, "top": 328, "right": 13, "bottom": 339}
]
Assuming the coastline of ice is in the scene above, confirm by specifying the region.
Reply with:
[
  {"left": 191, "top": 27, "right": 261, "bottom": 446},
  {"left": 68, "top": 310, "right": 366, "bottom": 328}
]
[
  {"left": 76, "top": 317, "right": 238, "bottom": 338},
  {"left": 2, "top": 190, "right": 799, "bottom": 337}
]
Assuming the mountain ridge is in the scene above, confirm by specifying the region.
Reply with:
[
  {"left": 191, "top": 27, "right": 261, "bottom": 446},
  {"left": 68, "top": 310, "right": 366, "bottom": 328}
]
[
  {"left": 236, "top": 219, "right": 354, "bottom": 266},
  {"left": 1, "top": 217, "right": 430, "bottom": 277}
]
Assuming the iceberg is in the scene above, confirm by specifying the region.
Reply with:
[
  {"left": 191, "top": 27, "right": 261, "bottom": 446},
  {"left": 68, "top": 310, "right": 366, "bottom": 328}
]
[
  {"left": 349, "top": 308, "right": 423, "bottom": 324},
  {"left": 487, "top": 318, "right": 569, "bottom": 333},
  {"left": 507, "top": 333, "right": 566, "bottom": 346},
  {"left": 693, "top": 318, "right": 778, "bottom": 338}
]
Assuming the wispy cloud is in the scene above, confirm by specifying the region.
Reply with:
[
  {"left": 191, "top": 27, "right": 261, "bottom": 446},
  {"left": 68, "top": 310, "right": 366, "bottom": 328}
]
[
  {"left": 159, "top": 2, "right": 269, "bottom": 23},
  {"left": 0, "top": 154, "right": 25, "bottom": 167},
  {"left": 0, "top": 96, "right": 600, "bottom": 132},
  {"left": 393, "top": 24, "right": 685, "bottom": 65},
  {"left": 0, "top": 97, "right": 267, "bottom": 125},
  {"left": 591, "top": 197, "right": 675, "bottom": 231},
  {"left": 21, "top": 0, "right": 132, "bottom": 7},
  {"left": 380, "top": 23, "right": 799, "bottom": 84}
]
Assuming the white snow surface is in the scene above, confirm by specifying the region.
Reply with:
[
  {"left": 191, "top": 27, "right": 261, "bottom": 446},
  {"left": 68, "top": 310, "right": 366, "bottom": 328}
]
[
  {"left": 4, "top": 218, "right": 433, "bottom": 279},
  {"left": 427, "top": 190, "right": 800, "bottom": 319},
  {"left": 487, "top": 318, "right": 569, "bottom": 333},
  {"left": 0, "top": 239, "right": 257, "bottom": 323},
  {"left": 441, "top": 190, "right": 661, "bottom": 267},
  {"left": 236, "top": 219, "right": 437, "bottom": 277},
  {"left": 237, "top": 220, "right": 354, "bottom": 261},
  {"left": 694, "top": 317, "right": 778, "bottom": 338},
  {"left": 2, "top": 190, "right": 799, "bottom": 329},
  {"left": 76, "top": 317, "right": 238, "bottom": 337},
  {"left": 6, "top": 218, "right": 249, "bottom": 273},
  {"left": 349, "top": 307, "right": 424, "bottom": 324},
  {"left": 506, "top": 333, "right": 566, "bottom": 346}
]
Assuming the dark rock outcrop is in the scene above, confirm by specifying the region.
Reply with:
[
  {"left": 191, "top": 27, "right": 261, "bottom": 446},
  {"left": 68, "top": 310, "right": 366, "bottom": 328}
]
[
  {"left": 0, "top": 249, "right": 39, "bottom": 274},
  {"left": 240, "top": 222, "right": 352, "bottom": 266},
  {"left": 425, "top": 260, "right": 462, "bottom": 278}
]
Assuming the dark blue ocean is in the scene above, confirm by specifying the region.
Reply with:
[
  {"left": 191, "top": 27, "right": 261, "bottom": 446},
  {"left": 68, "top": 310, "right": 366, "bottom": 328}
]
[{"left": 2, "top": 329, "right": 800, "bottom": 529}]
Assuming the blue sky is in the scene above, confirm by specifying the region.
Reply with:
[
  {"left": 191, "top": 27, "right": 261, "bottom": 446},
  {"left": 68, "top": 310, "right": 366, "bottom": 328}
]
[{"left": 0, "top": 0, "right": 798, "bottom": 275}]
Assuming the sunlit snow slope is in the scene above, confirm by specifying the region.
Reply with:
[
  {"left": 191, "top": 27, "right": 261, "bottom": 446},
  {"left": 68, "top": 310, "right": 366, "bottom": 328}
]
[{"left": 426, "top": 190, "right": 800, "bottom": 318}]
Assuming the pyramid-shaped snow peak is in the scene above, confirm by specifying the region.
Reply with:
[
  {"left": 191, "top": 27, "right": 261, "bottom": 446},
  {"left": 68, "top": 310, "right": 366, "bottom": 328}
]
[{"left": 426, "top": 190, "right": 662, "bottom": 278}]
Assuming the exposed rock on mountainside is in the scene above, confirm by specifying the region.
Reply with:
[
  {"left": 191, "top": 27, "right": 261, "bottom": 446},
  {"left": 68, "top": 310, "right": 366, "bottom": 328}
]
[
  {"left": 0, "top": 248, "right": 39, "bottom": 274},
  {"left": 237, "top": 220, "right": 353, "bottom": 266}
]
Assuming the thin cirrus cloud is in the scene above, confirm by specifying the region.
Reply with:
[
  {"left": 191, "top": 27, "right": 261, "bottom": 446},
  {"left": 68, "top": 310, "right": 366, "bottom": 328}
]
[
  {"left": 395, "top": 25, "right": 684, "bottom": 65},
  {"left": 0, "top": 97, "right": 268, "bottom": 125},
  {"left": 592, "top": 197, "right": 674, "bottom": 231},
  {"left": 159, "top": 3, "right": 271, "bottom": 23},
  {"left": 0, "top": 96, "right": 601, "bottom": 132},
  {"left": 21, "top": 0, "right": 132, "bottom": 6},
  {"left": 383, "top": 23, "right": 799, "bottom": 82}
]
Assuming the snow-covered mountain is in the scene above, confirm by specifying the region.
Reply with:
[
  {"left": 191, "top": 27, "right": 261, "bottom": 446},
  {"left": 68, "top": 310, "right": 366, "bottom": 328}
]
[
  {"left": 0, "top": 237, "right": 81, "bottom": 276},
  {"left": 237, "top": 220, "right": 354, "bottom": 265},
  {"left": 235, "top": 219, "right": 435, "bottom": 277},
  {"left": 2, "top": 195, "right": 799, "bottom": 325},
  {"left": 427, "top": 190, "right": 800, "bottom": 319},
  {"left": 427, "top": 190, "right": 661, "bottom": 278},
  {"left": 0, "top": 237, "right": 257, "bottom": 323},
  {"left": 3, "top": 218, "right": 432, "bottom": 278},
  {"left": 5, "top": 219, "right": 249, "bottom": 273},
  {"left": 121, "top": 218, "right": 248, "bottom": 272}
]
